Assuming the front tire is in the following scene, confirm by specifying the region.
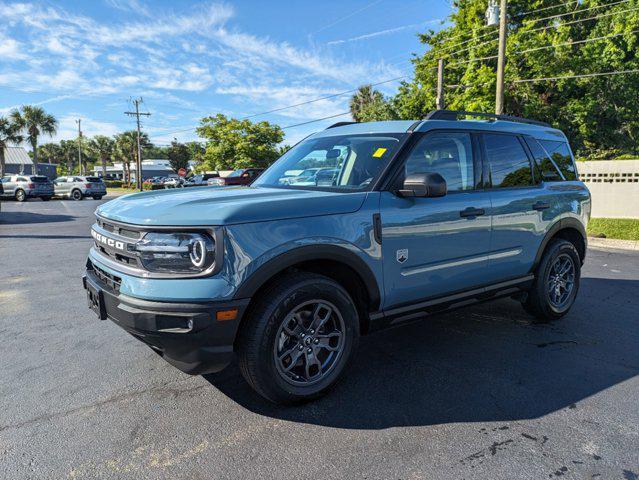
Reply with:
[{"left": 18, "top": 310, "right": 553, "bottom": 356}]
[
  {"left": 71, "top": 189, "right": 83, "bottom": 201},
  {"left": 15, "top": 190, "right": 27, "bottom": 202},
  {"left": 522, "top": 238, "right": 581, "bottom": 322},
  {"left": 238, "top": 272, "right": 359, "bottom": 405}
]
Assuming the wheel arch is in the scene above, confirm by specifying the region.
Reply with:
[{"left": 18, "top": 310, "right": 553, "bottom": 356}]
[
  {"left": 234, "top": 245, "right": 381, "bottom": 335},
  {"left": 532, "top": 217, "right": 587, "bottom": 270}
]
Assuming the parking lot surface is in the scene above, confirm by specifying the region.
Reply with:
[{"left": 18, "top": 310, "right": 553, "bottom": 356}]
[{"left": 1, "top": 198, "right": 638, "bottom": 479}]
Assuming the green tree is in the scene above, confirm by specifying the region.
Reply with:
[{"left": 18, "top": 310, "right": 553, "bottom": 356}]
[
  {"left": 10, "top": 105, "right": 58, "bottom": 173},
  {"left": 196, "top": 114, "right": 284, "bottom": 170},
  {"left": 393, "top": 0, "right": 639, "bottom": 158},
  {"left": 349, "top": 85, "right": 398, "bottom": 122},
  {"left": 167, "top": 139, "right": 190, "bottom": 174},
  {"left": 59, "top": 139, "right": 77, "bottom": 174},
  {"left": 114, "top": 131, "right": 151, "bottom": 184},
  {"left": 145, "top": 144, "right": 169, "bottom": 159},
  {"left": 88, "top": 135, "right": 114, "bottom": 179},
  {"left": 0, "top": 116, "right": 23, "bottom": 177},
  {"left": 185, "top": 141, "right": 206, "bottom": 171},
  {"left": 37, "top": 143, "right": 62, "bottom": 164}
]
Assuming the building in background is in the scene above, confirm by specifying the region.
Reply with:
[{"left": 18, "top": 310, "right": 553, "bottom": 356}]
[
  {"left": 2, "top": 147, "right": 57, "bottom": 179},
  {"left": 91, "top": 159, "right": 197, "bottom": 181},
  {"left": 578, "top": 160, "right": 639, "bottom": 219}
]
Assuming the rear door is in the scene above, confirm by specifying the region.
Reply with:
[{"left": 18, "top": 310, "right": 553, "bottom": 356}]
[
  {"left": 481, "top": 133, "right": 548, "bottom": 282},
  {"left": 380, "top": 130, "right": 492, "bottom": 308}
]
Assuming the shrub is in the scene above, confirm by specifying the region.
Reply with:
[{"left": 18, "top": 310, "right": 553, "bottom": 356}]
[{"left": 105, "top": 180, "right": 123, "bottom": 188}]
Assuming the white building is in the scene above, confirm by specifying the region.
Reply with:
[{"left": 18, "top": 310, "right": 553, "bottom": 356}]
[{"left": 92, "top": 159, "right": 196, "bottom": 181}]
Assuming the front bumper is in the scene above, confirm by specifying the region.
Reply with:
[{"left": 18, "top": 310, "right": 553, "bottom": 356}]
[{"left": 82, "top": 267, "right": 249, "bottom": 375}]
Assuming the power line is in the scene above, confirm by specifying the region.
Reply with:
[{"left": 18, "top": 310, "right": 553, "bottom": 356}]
[
  {"left": 281, "top": 112, "right": 351, "bottom": 129},
  {"left": 520, "top": 5, "right": 639, "bottom": 36},
  {"left": 514, "top": 0, "right": 582, "bottom": 17},
  {"left": 521, "top": 0, "right": 632, "bottom": 26},
  {"left": 511, "top": 68, "right": 639, "bottom": 84}
]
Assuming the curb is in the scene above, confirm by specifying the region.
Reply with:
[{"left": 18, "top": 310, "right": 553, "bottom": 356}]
[{"left": 588, "top": 237, "right": 639, "bottom": 252}]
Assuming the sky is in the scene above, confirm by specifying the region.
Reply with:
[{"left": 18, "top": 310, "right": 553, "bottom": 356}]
[{"left": 0, "top": 0, "right": 454, "bottom": 148}]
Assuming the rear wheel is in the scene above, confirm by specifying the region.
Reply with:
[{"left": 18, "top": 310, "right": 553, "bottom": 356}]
[
  {"left": 238, "top": 272, "right": 359, "bottom": 404},
  {"left": 71, "top": 189, "right": 83, "bottom": 201},
  {"left": 15, "top": 190, "right": 27, "bottom": 202},
  {"left": 522, "top": 238, "right": 581, "bottom": 322}
]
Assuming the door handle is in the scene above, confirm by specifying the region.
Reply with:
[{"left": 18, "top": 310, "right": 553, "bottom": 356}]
[
  {"left": 460, "top": 207, "right": 486, "bottom": 218},
  {"left": 533, "top": 201, "right": 550, "bottom": 211}
]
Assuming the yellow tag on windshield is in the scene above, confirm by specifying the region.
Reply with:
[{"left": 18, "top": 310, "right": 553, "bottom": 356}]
[{"left": 373, "top": 147, "right": 387, "bottom": 158}]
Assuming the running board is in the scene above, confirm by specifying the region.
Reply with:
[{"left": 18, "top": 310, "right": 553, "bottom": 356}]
[{"left": 368, "top": 275, "right": 534, "bottom": 331}]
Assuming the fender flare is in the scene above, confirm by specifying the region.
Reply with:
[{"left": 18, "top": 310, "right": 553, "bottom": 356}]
[
  {"left": 233, "top": 244, "right": 381, "bottom": 310},
  {"left": 532, "top": 217, "right": 587, "bottom": 270}
]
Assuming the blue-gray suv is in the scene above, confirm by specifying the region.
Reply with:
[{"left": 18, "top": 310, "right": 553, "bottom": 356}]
[{"left": 83, "top": 110, "right": 591, "bottom": 404}]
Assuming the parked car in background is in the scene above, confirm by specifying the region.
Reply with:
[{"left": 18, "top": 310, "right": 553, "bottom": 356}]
[
  {"left": 53, "top": 176, "right": 106, "bottom": 200},
  {"left": 0, "top": 175, "right": 54, "bottom": 201},
  {"left": 186, "top": 173, "right": 220, "bottom": 187},
  {"left": 163, "top": 177, "right": 184, "bottom": 188},
  {"left": 281, "top": 167, "right": 323, "bottom": 186},
  {"left": 207, "top": 168, "right": 264, "bottom": 186},
  {"left": 83, "top": 110, "right": 590, "bottom": 405}
]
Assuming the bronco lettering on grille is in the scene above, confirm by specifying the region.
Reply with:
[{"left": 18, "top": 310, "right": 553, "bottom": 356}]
[{"left": 91, "top": 229, "right": 126, "bottom": 251}]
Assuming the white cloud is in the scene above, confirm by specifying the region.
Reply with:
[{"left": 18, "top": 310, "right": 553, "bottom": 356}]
[{"left": 52, "top": 114, "right": 120, "bottom": 143}]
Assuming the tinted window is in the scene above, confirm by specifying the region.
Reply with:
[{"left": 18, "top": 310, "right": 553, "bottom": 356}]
[
  {"left": 539, "top": 140, "right": 577, "bottom": 181},
  {"left": 483, "top": 134, "right": 533, "bottom": 188},
  {"left": 85, "top": 176, "right": 101, "bottom": 182},
  {"left": 524, "top": 137, "right": 562, "bottom": 182},
  {"left": 30, "top": 176, "right": 49, "bottom": 183},
  {"left": 403, "top": 131, "right": 474, "bottom": 192},
  {"left": 254, "top": 134, "right": 403, "bottom": 190}
]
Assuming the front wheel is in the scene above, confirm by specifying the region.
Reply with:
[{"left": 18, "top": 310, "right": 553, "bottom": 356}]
[
  {"left": 15, "top": 190, "right": 27, "bottom": 202},
  {"left": 238, "top": 272, "right": 359, "bottom": 404},
  {"left": 522, "top": 238, "right": 581, "bottom": 322},
  {"left": 71, "top": 189, "right": 83, "bottom": 201}
]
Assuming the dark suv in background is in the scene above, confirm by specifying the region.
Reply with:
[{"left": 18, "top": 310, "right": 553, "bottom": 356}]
[{"left": 207, "top": 168, "right": 264, "bottom": 186}]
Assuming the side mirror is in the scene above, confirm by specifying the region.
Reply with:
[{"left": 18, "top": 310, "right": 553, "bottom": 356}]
[{"left": 398, "top": 173, "right": 447, "bottom": 198}]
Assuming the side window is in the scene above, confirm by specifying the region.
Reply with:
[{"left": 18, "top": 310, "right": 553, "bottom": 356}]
[
  {"left": 483, "top": 134, "right": 533, "bottom": 188},
  {"left": 539, "top": 140, "right": 577, "bottom": 181},
  {"left": 403, "top": 131, "right": 474, "bottom": 192},
  {"left": 524, "top": 137, "right": 562, "bottom": 182}
]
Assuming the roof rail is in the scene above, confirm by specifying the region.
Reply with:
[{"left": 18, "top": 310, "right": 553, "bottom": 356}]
[
  {"left": 424, "top": 109, "right": 551, "bottom": 128},
  {"left": 325, "top": 121, "right": 358, "bottom": 129}
]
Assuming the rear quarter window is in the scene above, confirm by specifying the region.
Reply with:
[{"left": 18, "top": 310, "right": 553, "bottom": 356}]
[
  {"left": 483, "top": 133, "right": 534, "bottom": 188},
  {"left": 524, "top": 137, "right": 563, "bottom": 182},
  {"left": 539, "top": 140, "right": 577, "bottom": 181}
]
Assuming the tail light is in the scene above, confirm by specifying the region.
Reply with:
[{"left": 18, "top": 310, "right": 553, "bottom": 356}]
[
  {"left": 27, "top": 183, "right": 35, "bottom": 188},
  {"left": 85, "top": 183, "right": 92, "bottom": 188}
]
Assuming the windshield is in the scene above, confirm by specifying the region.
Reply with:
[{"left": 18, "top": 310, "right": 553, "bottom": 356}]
[
  {"left": 254, "top": 133, "right": 404, "bottom": 191},
  {"left": 85, "top": 176, "right": 102, "bottom": 182}
]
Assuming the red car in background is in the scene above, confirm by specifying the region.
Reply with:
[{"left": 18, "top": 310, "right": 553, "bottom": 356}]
[{"left": 207, "top": 168, "right": 264, "bottom": 187}]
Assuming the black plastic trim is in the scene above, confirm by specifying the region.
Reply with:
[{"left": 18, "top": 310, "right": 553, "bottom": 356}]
[
  {"left": 233, "top": 244, "right": 381, "bottom": 310},
  {"left": 532, "top": 217, "right": 587, "bottom": 269}
]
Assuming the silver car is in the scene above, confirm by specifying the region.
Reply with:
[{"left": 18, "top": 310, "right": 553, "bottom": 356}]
[
  {"left": 0, "top": 175, "right": 54, "bottom": 202},
  {"left": 54, "top": 176, "right": 106, "bottom": 200}
]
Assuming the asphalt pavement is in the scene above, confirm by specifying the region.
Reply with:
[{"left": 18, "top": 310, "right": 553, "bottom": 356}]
[{"left": 1, "top": 197, "right": 638, "bottom": 480}]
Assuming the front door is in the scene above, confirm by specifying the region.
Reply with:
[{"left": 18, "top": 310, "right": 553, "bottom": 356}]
[{"left": 380, "top": 130, "right": 492, "bottom": 309}]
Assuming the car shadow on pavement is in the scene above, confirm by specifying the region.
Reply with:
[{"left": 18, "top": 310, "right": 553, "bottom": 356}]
[
  {"left": 204, "top": 277, "right": 639, "bottom": 429},
  {"left": 0, "top": 211, "right": 76, "bottom": 225}
]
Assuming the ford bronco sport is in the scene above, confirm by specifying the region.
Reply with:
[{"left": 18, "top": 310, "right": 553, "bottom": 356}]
[{"left": 83, "top": 110, "right": 591, "bottom": 404}]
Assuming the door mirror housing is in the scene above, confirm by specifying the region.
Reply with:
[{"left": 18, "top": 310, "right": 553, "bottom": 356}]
[{"left": 398, "top": 173, "right": 447, "bottom": 198}]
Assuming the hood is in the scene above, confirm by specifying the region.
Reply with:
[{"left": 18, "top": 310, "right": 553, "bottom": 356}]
[{"left": 96, "top": 186, "right": 368, "bottom": 226}]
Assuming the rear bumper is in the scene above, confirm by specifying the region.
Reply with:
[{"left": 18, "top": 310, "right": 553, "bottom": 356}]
[
  {"left": 28, "top": 188, "right": 54, "bottom": 197},
  {"left": 82, "top": 269, "right": 249, "bottom": 375}
]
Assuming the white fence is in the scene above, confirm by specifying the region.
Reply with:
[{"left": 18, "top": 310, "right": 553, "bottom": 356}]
[{"left": 577, "top": 160, "right": 639, "bottom": 219}]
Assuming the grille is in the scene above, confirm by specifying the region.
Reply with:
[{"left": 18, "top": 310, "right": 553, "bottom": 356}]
[
  {"left": 97, "top": 218, "right": 141, "bottom": 239},
  {"left": 92, "top": 262, "right": 122, "bottom": 293}
]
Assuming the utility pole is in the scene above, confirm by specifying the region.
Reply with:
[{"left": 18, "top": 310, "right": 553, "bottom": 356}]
[
  {"left": 76, "top": 119, "right": 83, "bottom": 175},
  {"left": 495, "top": 0, "right": 508, "bottom": 115},
  {"left": 436, "top": 58, "right": 445, "bottom": 110},
  {"left": 125, "top": 98, "right": 151, "bottom": 191}
]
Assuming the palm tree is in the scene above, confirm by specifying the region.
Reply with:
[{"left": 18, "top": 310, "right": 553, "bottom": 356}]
[
  {"left": 59, "top": 140, "right": 76, "bottom": 175},
  {"left": 88, "top": 135, "right": 114, "bottom": 179},
  {"left": 349, "top": 85, "right": 384, "bottom": 122},
  {"left": 0, "top": 116, "right": 24, "bottom": 177},
  {"left": 38, "top": 143, "right": 62, "bottom": 164},
  {"left": 114, "top": 131, "right": 150, "bottom": 184},
  {"left": 11, "top": 105, "right": 58, "bottom": 175}
]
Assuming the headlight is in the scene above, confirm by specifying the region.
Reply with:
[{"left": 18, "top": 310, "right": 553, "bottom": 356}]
[
  {"left": 134, "top": 232, "right": 215, "bottom": 273},
  {"left": 208, "top": 178, "right": 224, "bottom": 186}
]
